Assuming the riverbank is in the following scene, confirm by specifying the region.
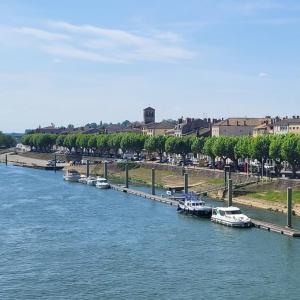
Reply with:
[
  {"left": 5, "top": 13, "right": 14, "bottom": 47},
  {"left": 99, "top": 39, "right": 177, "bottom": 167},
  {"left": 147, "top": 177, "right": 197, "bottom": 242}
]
[
  {"left": 0, "top": 152, "right": 66, "bottom": 169},
  {"left": 2, "top": 151, "right": 300, "bottom": 216}
]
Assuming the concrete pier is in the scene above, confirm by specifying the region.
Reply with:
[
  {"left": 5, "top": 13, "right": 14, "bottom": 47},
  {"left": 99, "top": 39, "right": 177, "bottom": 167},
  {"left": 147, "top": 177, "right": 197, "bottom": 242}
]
[
  {"left": 228, "top": 179, "right": 233, "bottom": 207},
  {"left": 86, "top": 160, "right": 90, "bottom": 177},
  {"left": 184, "top": 173, "right": 188, "bottom": 194},
  {"left": 104, "top": 161, "right": 108, "bottom": 179},
  {"left": 125, "top": 164, "right": 129, "bottom": 188},
  {"left": 151, "top": 168, "right": 155, "bottom": 195},
  {"left": 54, "top": 154, "right": 57, "bottom": 173},
  {"left": 287, "top": 187, "right": 292, "bottom": 228}
]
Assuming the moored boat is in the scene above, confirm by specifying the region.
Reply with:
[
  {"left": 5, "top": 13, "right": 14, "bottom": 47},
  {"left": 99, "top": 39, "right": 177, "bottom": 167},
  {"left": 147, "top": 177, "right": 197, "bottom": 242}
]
[
  {"left": 177, "top": 196, "right": 212, "bottom": 218},
  {"left": 211, "top": 206, "right": 252, "bottom": 228},
  {"left": 95, "top": 177, "right": 110, "bottom": 189},
  {"left": 86, "top": 176, "right": 97, "bottom": 186},
  {"left": 63, "top": 169, "right": 81, "bottom": 182},
  {"left": 78, "top": 175, "right": 87, "bottom": 184}
]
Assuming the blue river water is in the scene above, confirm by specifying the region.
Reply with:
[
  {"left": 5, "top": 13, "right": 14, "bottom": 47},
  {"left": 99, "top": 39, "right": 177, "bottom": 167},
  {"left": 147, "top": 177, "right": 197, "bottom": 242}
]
[{"left": 1, "top": 164, "right": 300, "bottom": 300}]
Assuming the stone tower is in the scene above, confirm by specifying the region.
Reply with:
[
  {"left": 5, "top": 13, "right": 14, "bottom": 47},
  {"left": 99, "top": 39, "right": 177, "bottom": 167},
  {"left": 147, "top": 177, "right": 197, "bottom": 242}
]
[{"left": 143, "top": 107, "right": 155, "bottom": 124}]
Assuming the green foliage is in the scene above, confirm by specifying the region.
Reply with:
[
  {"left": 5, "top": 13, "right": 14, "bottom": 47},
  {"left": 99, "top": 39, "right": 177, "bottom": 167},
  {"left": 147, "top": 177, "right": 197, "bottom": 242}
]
[
  {"left": 63, "top": 134, "right": 77, "bottom": 152},
  {"left": 120, "top": 133, "right": 146, "bottom": 157},
  {"left": 191, "top": 137, "right": 205, "bottom": 156},
  {"left": 250, "top": 135, "right": 271, "bottom": 162},
  {"left": 203, "top": 137, "right": 217, "bottom": 160},
  {"left": 281, "top": 134, "right": 300, "bottom": 176},
  {"left": 0, "top": 132, "right": 17, "bottom": 148},
  {"left": 144, "top": 135, "right": 167, "bottom": 162},
  {"left": 234, "top": 136, "right": 251, "bottom": 159},
  {"left": 97, "top": 134, "right": 110, "bottom": 154}
]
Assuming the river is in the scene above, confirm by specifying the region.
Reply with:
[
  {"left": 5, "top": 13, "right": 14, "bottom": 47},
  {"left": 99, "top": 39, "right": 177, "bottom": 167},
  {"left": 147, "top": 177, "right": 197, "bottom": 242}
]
[{"left": 1, "top": 165, "right": 300, "bottom": 299}]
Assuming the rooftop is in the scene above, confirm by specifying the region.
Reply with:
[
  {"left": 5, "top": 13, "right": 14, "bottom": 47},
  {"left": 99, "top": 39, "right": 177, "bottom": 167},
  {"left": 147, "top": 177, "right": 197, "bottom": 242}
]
[{"left": 214, "top": 118, "right": 270, "bottom": 127}]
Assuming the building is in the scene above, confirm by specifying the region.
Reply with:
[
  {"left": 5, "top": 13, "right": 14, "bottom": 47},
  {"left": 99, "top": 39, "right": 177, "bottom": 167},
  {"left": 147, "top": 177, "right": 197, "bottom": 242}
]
[
  {"left": 142, "top": 121, "right": 174, "bottom": 136},
  {"left": 172, "top": 117, "right": 220, "bottom": 137},
  {"left": 143, "top": 107, "right": 155, "bottom": 124},
  {"left": 212, "top": 118, "right": 271, "bottom": 137},
  {"left": 34, "top": 125, "right": 65, "bottom": 134},
  {"left": 253, "top": 123, "right": 274, "bottom": 136},
  {"left": 273, "top": 117, "right": 300, "bottom": 135}
]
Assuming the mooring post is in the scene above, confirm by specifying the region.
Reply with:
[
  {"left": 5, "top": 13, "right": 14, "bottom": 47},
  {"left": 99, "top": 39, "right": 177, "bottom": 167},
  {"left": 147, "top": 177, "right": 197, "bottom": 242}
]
[
  {"left": 228, "top": 178, "right": 233, "bottom": 207},
  {"left": 151, "top": 168, "right": 155, "bottom": 195},
  {"left": 181, "top": 165, "right": 185, "bottom": 176},
  {"left": 5, "top": 154, "right": 8, "bottom": 166},
  {"left": 287, "top": 187, "right": 292, "bottom": 228},
  {"left": 54, "top": 154, "right": 57, "bottom": 172},
  {"left": 86, "top": 160, "right": 90, "bottom": 177},
  {"left": 104, "top": 161, "right": 108, "bottom": 179},
  {"left": 184, "top": 173, "right": 188, "bottom": 194},
  {"left": 125, "top": 163, "right": 129, "bottom": 188}
]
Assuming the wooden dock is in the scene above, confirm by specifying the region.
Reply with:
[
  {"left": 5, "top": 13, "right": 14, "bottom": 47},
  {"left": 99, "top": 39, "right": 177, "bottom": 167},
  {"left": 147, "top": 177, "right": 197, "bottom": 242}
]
[
  {"left": 110, "top": 184, "right": 178, "bottom": 206},
  {"left": 251, "top": 219, "right": 300, "bottom": 237},
  {"left": 110, "top": 184, "right": 300, "bottom": 238}
]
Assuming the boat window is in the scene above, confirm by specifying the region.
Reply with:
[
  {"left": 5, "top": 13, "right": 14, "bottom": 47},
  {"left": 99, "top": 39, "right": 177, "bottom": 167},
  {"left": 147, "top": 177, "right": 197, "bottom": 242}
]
[
  {"left": 226, "top": 210, "right": 241, "bottom": 215},
  {"left": 219, "top": 211, "right": 225, "bottom": 216}
]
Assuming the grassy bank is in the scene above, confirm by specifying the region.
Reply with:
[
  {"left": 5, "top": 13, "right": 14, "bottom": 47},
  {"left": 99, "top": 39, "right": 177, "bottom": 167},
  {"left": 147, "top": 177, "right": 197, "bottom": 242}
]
[{"left": 245, "top": 190, "right": 300, "bottom": 204}]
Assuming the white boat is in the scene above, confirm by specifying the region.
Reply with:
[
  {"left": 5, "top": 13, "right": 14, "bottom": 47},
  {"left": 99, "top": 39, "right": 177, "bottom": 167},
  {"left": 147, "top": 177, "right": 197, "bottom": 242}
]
[
  {"left": 78, "top": 175, "right": 87, "bottom": 184},
  {"left": 96, "top": 177, "right": 110, "bottom": 189},
  {"left": 86, "top": 176, "right": 97, "bottom": 186},
  {"left": 177, "top": 198, "right": 212, "bottom": 218},
  {"left": 63, "top": 169, "right": 81, "bottom": 182},
  {"left": 211, "top": 206, "right": 252, "bottom": 228}
]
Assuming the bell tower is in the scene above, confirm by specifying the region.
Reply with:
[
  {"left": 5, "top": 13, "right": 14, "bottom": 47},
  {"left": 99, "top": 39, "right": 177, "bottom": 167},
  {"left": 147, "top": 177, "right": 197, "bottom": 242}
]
[{"left": 143, "top": 107, "right": 155, "bottom": 124}]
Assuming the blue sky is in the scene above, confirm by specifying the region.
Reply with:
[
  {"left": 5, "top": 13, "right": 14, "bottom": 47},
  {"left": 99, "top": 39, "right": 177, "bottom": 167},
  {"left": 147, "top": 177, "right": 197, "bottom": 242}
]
[{"left": 1, "top": 0, "right": 300, "bottom": 132}]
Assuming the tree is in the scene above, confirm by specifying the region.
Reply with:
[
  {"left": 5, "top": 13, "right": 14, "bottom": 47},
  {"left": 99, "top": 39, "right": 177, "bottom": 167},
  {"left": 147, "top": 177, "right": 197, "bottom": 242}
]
[
  {"left": 281, "top": 134, "right": 300, "bottom": 178},
  {"left": 108, "top": 134, "right": 123, "bottom": 157},
  {"left": 165, "top": 136, "right": 191, "bottom": 164},
  {"left": 56, "top": 135, "right": 66, "bottom": 147},
  {"left": 234, "top": 136, "right": 251, "bottom": 160},
  {"left": 63, "top": 134, "right": 77, "bottom": 153},
  {"left": 76, "top": 134, "right": 89, "bottom": 154},
  {"left": 120, "top": 133, "right": 146, "bottom": 159},
  {"left": 0, "top": 132, "right": 16, "bottom": 148},
  {"left": 269, "top": 135, "right": 284, "bottom": 176},
  {"left": 144, "top": 135, "right": 167, "bottom": 162},
  {"left": 211, "top": 136, "right": 238, "bottom": 168},
  {"left": 88, "top": 135, "right": 98, "bottom": 155},
  {"left": 191, "top": 137, "right": 205, "bottom": 157},
  {"left": 97, "top": 134, "right": 110, "bottom": 155},
  {"left": 250, "top": 135, "right": 271, "bottom": 163},
  {"left": 203, "top": 137, "right": 217, "bottom": 165}
]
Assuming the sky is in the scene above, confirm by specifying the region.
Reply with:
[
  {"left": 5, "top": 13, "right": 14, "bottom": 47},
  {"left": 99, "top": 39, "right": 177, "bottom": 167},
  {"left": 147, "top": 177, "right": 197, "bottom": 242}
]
[{"left": 1, "top": 0, "right": 300, "bottom": 132}]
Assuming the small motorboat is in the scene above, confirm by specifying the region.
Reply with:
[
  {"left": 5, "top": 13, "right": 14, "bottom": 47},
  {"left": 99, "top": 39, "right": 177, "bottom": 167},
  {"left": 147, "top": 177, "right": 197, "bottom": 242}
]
[
  {"left": 78, "top": 175, "right": 87, "bottom": 184},
  {"left": 86, "top": 176, "right": 97, "bottom": 186},
  {"left": 95, "top": 177, "right": 110, "bottom": 189},
  {"left": 63, "top": 169, "right": 81, "bottom": 182},
  {"left": 177, "top": 194, "right": 212, "bottom": 218},
  {"left": 211, "top": 206, "right": 252, "bottom": 228}
]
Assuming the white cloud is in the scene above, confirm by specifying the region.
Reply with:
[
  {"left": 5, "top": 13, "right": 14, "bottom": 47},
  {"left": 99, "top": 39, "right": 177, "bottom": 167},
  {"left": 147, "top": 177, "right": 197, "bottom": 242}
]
[
  {"left": 259, "top": 72, "right": 268, "bottom": 77},
  {"left": 44, "top": 44, "right": 126, "bottom": 63},
  {"left": 9, "top": 21, "right": 195, "bottom": 64},
  {"left": 13, "top": 27, "right": 70, "bottom": 41}
]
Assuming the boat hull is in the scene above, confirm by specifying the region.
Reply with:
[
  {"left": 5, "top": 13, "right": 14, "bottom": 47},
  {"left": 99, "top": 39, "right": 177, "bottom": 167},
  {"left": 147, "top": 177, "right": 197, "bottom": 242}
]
[
  {"left": 64, "top": 176, "right": 80, "bottom": 182},
  {"left": 211, "top": 217, "right": 252, "bottom": 228},
  {"left": 177, "top": 206, "right": 212, "bottom": 218},
  {"left": 96, "top": 184, "right": 110, "bottom": 189}
]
